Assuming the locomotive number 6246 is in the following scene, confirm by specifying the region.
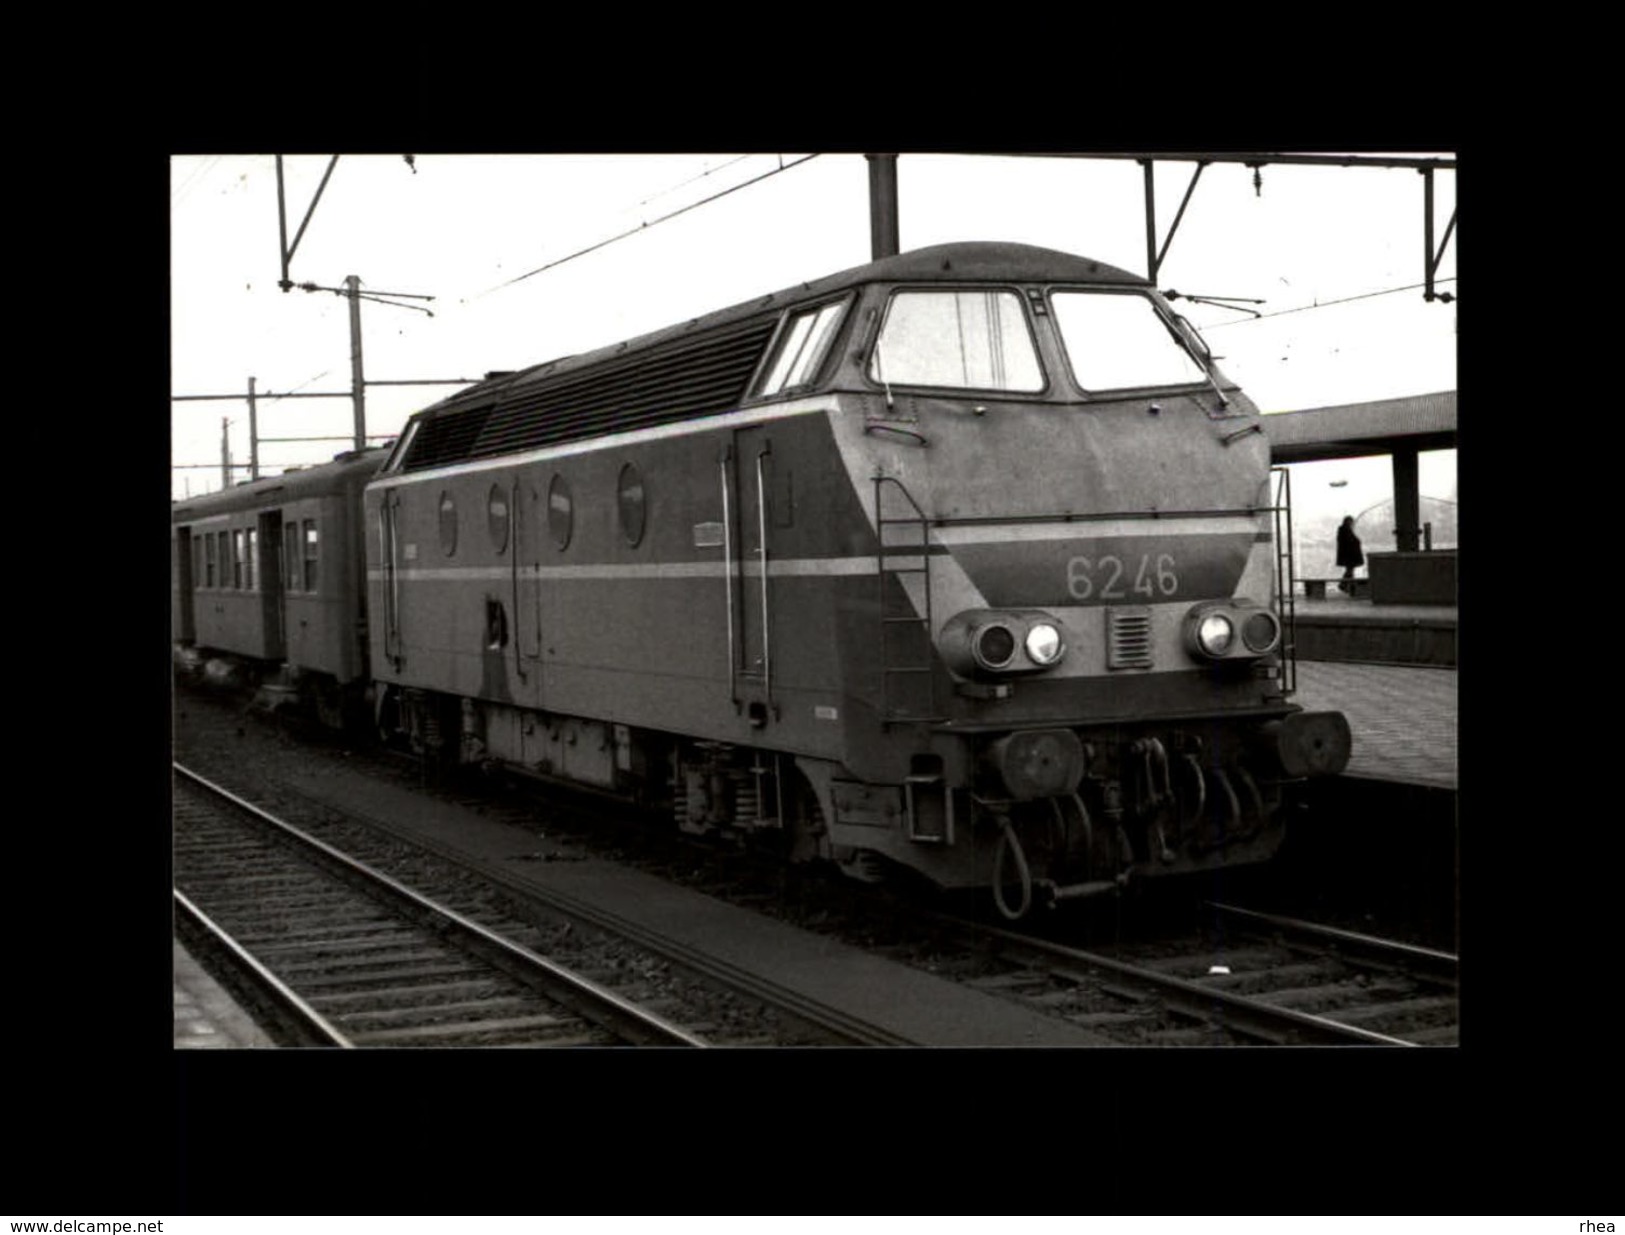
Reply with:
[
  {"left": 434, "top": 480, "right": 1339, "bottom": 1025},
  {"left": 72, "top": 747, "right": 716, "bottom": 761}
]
[{"left": 1066, "top": 553, "right": 1179, "bottom": 601}]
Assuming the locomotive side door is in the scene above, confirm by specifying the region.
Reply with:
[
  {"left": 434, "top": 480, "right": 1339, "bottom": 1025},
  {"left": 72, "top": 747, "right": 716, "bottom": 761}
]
[
  {"left": 512, "top": 477, "right": 544, "bottom": 689},
  {"left": 732, "top": 426, "right": 776, "bottom": 722},
  {"left": 379, "top": 490, "right": 404, "bottom": 670}
]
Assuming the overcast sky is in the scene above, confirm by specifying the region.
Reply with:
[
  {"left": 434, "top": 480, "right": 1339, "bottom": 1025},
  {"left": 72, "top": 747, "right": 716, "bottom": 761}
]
[{"left": 169, "top": 152, "right": 1457, "bottom": 526}]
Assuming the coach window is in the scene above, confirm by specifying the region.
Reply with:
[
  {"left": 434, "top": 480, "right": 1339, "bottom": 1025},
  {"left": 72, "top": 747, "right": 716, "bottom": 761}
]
[
  {"left": 204, "top": 534, "right": 216, "bottom": 588},
  {"left": 439, "top": 491, "right": 458, "bottom": 556},
  {"left": 488, "top": 485, "right": 509, "bottom": 553},
  {"left": 284, "top": 525, "right": 301, "bottom": 592},
  {"left": 232, "top": 530, "right": 245, "bottom": 589},
  {"left": 548, "top": 474, "right": 573, "bottom": 550},
  {"left": 245, "top": 528, "right": 258, "bottom": 590},
  {"left": 303, "top": 521, "right": 319, "bottom": 591},
  {"left": 618, "top": 463, "right": 646, "bottom": 547},
  {"left": 868, "top": 289, "right": 1044, "bottom": 392},
  {"left": 756, "top": 299, "right": 847, "bottom": 397}
]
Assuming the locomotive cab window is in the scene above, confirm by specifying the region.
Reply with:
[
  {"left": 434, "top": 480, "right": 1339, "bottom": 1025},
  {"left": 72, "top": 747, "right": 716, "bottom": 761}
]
[
  {"left": 755, "top": 298, "right": 848, "bottom": 397},
  {"left": 868, "top": 289, "right": 1044, "bottom": 392},
  {"left": 1051, "top": 291, "right": 1208, "bottom": 392}
]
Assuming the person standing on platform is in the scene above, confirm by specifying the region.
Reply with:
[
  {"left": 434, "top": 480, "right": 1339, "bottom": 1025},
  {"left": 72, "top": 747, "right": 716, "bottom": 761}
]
[{"left": 1336, "top": 516, "right": 1364, "bottom": 593}]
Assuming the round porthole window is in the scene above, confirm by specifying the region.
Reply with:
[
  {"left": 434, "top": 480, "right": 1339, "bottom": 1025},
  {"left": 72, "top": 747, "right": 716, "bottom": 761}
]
[
  {"left": 618, "top": 462, "right": 646, "bottom": 547},
  {"left": 438, "top": 491, "right": 458, "bottom": 556},
  {"left": 488, "top": 485, "right": 509, "bottom": 553},
  {"left": 548, "top": 474, "right": 573, "bottom": 550}
]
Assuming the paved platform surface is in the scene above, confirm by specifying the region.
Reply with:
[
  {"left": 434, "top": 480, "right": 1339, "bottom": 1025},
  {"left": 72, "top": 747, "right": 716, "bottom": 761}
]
[
  {"left": 174, "top": 939, "right": 276, "bottom": 1049},
  {"left": 1292, "top": 660, "right": 1456, "bottom": 789},
  {"left": 271, "top": 760, "right": 1110, "bottom": 1047},
  {"left": 1291, "top": 594, "right": 1457, "bottom": 624}
]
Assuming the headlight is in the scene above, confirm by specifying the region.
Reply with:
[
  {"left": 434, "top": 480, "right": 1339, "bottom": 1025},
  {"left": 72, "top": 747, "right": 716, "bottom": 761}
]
[
  {"left": 973, "top": 623, "right": 1018, "bottom": 670},
  {"left": 1196, "top": 612, "right": 1234, "bottom": 656},
  {"left": 1024, "top": 622, "right": 1065, "bottom": 666},
  {"left": 939, "top": 609, "right": 1069, "bottom": 677}
]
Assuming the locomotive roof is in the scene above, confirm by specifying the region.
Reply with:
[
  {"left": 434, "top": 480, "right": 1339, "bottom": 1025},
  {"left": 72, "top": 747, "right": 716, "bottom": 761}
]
[
  {"left": 171, "top": 447, "right": 389, "bottom": 520},
  {"left": 421, "top": 242, "right": 1145, "bottom": 417}
]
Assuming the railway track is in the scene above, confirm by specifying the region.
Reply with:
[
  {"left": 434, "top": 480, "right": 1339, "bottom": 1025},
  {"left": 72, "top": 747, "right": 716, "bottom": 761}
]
[
  {"left": 173, "top": 764, "right": 707, "bottom": 1047},
  {"left": 175, "top": 689, "right": 1457, "bottom": 1047},
  {"left": 935, "top": 901, "right": 1459, "bottom": 1045}
]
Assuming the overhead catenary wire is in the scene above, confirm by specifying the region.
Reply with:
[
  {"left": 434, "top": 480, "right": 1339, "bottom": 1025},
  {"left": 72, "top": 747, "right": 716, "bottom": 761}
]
[
  {"left": 475, "top": 154, "right": 821, "bottom": 298},
  {"left": 1201, "top": 277, "right": 1457, "bottom": 328},
  {"left": 635, "top": 154, "right": 754, "bottom": 210}
]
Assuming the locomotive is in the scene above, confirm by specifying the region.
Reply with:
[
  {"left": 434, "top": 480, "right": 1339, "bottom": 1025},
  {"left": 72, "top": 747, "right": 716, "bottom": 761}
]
[{"left": 173, "top": 241, "right": 1351, "bottom": 918}]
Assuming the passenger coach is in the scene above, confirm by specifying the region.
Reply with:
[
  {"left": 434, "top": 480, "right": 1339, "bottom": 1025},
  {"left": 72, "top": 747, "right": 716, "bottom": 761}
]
[{"left": 172, "top": 448, "right": 387, "bottom": 726}]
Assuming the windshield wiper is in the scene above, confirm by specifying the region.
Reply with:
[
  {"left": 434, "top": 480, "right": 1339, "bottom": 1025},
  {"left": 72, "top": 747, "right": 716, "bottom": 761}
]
[
  {"left": 1164, "top": 289, "right": 1264, "bottom": 319},
  {"left": 873, "top": 333, "right": 895, "bottom": 409},
  {"left": 1164, "top": 300, "right": 1254, "bottom": 412}
]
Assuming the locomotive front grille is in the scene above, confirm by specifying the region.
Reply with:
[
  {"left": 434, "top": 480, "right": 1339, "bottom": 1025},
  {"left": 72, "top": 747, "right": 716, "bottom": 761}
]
[{"left": 1107, "top": 606, "right": 1153, "bottom": 670}]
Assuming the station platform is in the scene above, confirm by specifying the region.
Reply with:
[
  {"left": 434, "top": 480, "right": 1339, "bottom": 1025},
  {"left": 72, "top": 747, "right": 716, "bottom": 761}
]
[
  {"left": 173, "top": 938, "right": 275, "bottom": 1048},
  {"left": 1292, "top": 659, "right": 1456, "bottom": 790},
  {"left": 1289, "top": 592, "right": 1456, "bottom": 667}
]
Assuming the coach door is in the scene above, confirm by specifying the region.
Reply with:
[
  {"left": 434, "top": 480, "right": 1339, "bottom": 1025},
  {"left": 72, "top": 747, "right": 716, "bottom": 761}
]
[
  {"left": 174, "top": 527, "right": 196, "bottom": 644},
  {"left": 258, "top": 511, "right": 285, "bottom": 659},
  {"left": 731, "top": 426, "right": 777, "bottom": 723}
]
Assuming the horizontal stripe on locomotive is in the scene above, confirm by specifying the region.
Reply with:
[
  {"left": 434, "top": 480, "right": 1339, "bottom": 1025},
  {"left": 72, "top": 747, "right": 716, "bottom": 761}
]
[
  {"left": 931, "top": 517, "right": 1271, "bottom": 543},
  {"left": 949, "top": 531, "right": 1260, "bottom": 607},
  {"left": 368, "top": 397, "right": 834, "bottom": 489},
  {"left": 367, "top": 557, "right": 882, "bottom": 582}
]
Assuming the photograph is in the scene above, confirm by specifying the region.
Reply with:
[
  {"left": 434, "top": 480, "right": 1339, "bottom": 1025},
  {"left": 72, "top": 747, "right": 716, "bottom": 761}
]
[{"left": 169, "top": 152, "right": 1458, "bottom": 1054}]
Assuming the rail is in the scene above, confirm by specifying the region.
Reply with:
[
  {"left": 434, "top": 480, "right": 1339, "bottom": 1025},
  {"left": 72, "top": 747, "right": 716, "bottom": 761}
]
[
  {"left": 174, "top": 887, "right": 354, "bottom": 1048},
  {"left": 970, "top": 919, "right": 1421, "bottom": 1045},
  {"left": 174, "top": 762, "right": 709, "bottom": 1047}
]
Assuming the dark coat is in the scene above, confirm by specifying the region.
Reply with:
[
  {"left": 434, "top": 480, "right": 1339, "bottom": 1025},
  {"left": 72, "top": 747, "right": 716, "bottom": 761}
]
[{"left": 1336, "top": 523, "right": 1364, "bottom": 569}]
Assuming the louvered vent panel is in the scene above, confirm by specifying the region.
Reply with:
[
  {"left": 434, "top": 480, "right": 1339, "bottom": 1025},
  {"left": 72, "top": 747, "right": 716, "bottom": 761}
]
[
  {"left": 400, "top": 316, "right": 777, "bottom": 472},
  {"left": 1108, "top": 606, "right": 1154, "bottom": 670},
  {"left": 401, "top": 405, "right": 496, "bottom": 472}
]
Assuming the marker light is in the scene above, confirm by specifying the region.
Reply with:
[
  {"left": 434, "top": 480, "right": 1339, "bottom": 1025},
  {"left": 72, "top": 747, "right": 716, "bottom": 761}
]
[
  {"left": 1242, "top": 610, "right": 1281, "bottom": 654},
  {"left": 973, "top": 623, "right": 1018, "bottom": 670}
]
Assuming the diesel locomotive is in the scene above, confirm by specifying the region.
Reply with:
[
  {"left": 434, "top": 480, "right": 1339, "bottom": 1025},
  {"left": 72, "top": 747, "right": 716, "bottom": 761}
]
[{"left": 173, "top": 241, "right": 1351, "bottom": 918}]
